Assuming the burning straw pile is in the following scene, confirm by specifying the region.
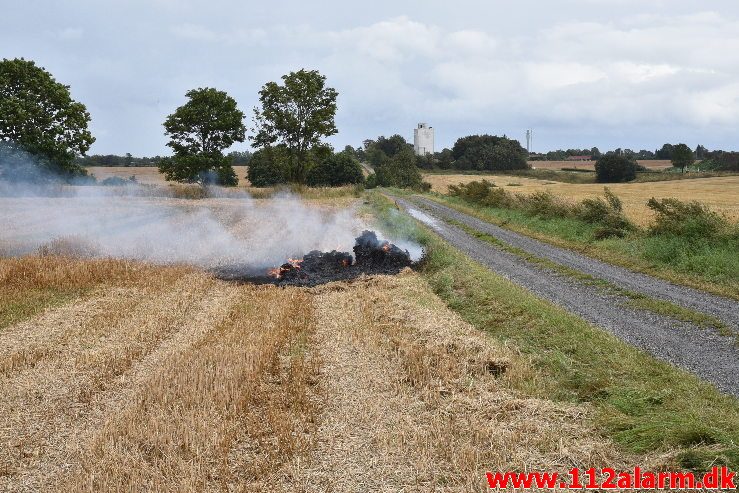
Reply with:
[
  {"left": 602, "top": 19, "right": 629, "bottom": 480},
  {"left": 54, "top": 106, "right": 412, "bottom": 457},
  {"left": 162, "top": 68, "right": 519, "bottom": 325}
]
[{"left": 214, "top": 231, "right": 416, "bottom": 287}]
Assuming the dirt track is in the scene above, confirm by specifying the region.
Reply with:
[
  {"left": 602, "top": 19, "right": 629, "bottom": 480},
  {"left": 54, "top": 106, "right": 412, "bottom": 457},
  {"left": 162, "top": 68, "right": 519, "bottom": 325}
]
[{"left": 392, "top": 196, "right": 739, "bottom": 398}]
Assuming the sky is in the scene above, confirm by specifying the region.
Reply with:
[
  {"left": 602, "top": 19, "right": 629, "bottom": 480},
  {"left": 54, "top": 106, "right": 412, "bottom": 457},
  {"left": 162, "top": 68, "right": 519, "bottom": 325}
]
[{"left": 2, "top": 0, "right": 739, "bottom": 156}]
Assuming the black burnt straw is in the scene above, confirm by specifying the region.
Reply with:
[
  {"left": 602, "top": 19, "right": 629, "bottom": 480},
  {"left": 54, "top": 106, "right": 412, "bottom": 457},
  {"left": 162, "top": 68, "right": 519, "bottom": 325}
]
[{"left": 212, "top": 230, "right": 414, "bottom": 287}]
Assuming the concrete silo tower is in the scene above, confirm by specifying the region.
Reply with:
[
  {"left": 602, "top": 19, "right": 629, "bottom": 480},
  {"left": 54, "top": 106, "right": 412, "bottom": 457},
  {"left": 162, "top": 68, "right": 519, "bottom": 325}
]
[{"left": 413, "top": 123, "right": 434, "bottom": 156}]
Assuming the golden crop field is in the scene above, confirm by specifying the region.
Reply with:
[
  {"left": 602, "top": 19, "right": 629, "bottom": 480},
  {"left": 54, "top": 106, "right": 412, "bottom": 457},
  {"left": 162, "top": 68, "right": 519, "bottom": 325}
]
[
  {"left": 528, "top": 160, "right": 674, "bottom": 170},
  {"left": 0, "top": 253, "right": 635, "bottom": 492},
  {"left": 87, "top": 166, "right": 252, "bottom": 187},
  {"left": 424, "top": 174, "right": 739, "bottom": 226}
]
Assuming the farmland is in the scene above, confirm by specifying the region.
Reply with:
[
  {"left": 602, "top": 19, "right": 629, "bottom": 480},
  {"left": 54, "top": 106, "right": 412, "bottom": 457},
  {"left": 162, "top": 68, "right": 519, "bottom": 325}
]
[
  {"left": 0, "top": 223, "right": 628, "bottom": 492},
  {"left": 87, "top": 166, "right": 252, "bottom": 187},
  {"left": 528, "top": 159, "right": 674, "bottom": 170},
  {"left": 1, "top": 189, "right": 738, "bottom": 491},
  {"left": 424, "top": 173, "right": 739, "bottom": 226}
]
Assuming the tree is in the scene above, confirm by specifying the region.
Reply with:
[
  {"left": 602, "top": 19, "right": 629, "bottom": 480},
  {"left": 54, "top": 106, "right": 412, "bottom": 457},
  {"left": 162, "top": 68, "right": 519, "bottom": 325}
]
[
  {"left": 306, "top": 151, "right": 364, "bottom": 186},
  {"left": 375, "top": 146, "right": 424, "bottom": 189},
  {"left": 671, "top": 143, "right": 694, "bottom": 173},
  {"left": 252, "top": 69, "right": 338, "bottom": 184},
  {"left": 451, "top": 134, "right": 528, "bottom": 171},
  {"left": 594, "top": 154, "right": 637, "bottom": 183},
  {"left": 695, "top": 144, "right": 709, "bottom": 160},
  {"left": 159, "top": 87, "right": 245, "bottom": 186},
  {"left": 246, "top": 146, "right": 289, "bottom": 187},
  {"left": 0, "top": 58, "right": 94, "bottom": 180},
  {"left": 655, "top": 143, "right": 675, "bottom": 160}
]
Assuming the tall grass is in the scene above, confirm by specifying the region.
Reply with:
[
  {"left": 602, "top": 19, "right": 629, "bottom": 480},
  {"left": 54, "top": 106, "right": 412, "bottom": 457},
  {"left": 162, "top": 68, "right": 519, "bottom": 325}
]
[{"left": 449, "top": 180, "right": 635, "bottom": 238}]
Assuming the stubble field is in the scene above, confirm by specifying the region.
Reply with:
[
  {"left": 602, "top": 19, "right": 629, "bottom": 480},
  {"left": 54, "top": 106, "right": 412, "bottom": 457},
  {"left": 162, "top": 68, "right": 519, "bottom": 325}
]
[
  {"left": 0, "top": 193, "right": 644, "bottom": 492},
  {"left": 87, "top": 166, "right": 252, "bottom": 187}
]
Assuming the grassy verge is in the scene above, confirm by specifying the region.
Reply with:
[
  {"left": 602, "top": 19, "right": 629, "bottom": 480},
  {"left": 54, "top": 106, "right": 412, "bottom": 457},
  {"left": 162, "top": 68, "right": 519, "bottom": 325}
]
[
  {"left": 426, "top": 194, "right": 739, "bottom": 300},
  {"left": 368, "top": 190, "right": 739, "bottom": 471}
]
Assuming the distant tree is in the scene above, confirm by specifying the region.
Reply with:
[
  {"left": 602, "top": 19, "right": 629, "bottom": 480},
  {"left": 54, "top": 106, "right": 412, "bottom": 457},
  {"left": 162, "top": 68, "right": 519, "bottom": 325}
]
[
  {"left": 252, "top": 69, "right": 338, "bottom": 184},
  {"left": 695, "top": 144, "right": 709, "bottom": 160},
  {"left": 124, "top": 152, "right": 133, "bottom": 167},
  {"left": 375, "top": 146, "right": 425, "bottom": 189},
  {"left": 374, "top": 134, "right": 410, "bottom": 158},
  {"left": 655, "top": 143, "right": 675, "bottom": 160},
  {"left": 306, "top": 151, "right": 364, "bottom": 186},
  {"left": 0, "top": 58, "right": 94, "bottom": 180},
  {"left": 436, "top": 148, "right": 454, "bottom": 169},
  {"left": 595, "top": 155, "right": 637, "bottom": 183},
  {"left": 159, "top": 87, "right": 245, "bottom": 186},
  {"left": 451, "top": 134, "right": 528, "bottom": 171},
  {"left": 590, "top": 147, "right": 602, "bottom": 159},
  {"left": 246, "top": 145, "right": 289, "bottom": 187},
  {"left": 228, "top": 150, "right": 253, "bottom": 165},
  {"left": 671, "top": 143, "right": 695, "bottom": 173}
]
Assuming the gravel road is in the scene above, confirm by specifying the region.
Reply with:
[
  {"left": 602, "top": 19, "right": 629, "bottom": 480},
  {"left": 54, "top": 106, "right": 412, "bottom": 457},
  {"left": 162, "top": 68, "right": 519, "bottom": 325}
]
[
  {"left": 413, "top": 196, "right": 739, "bottom": 330},
  {"left": 391, "top": 196, "right": 739, "bottom": 397}
]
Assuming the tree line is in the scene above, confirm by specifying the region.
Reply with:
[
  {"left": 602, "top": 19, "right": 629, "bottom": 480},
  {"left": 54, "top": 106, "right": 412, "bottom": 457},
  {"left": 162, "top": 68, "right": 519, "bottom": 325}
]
[
  {"left": 0, "top": 59, "right": 370, "bottom": 188},
  {"left": 2, "top": 57, "right": 736, "bottom": 188}
]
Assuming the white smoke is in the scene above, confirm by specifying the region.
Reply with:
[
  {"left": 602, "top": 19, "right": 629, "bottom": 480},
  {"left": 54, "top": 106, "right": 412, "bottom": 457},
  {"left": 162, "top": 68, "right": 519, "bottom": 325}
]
[
  {"left": 0, "top": 181, "right": 422, "bottom": 269},
  {"left": 1, "top": 188, "right": 359, "bottom": 268}
]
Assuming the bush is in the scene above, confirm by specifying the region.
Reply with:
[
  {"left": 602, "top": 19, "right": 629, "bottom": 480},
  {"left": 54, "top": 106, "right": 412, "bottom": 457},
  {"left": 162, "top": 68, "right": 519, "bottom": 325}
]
[
  {"left": 246, "top": 146, "right": 288, "bottom": 187},
  {"left": 365, "top": 172, "right": 378, "bottom": 189},
  {"left": 595, "top": 155, "right": 637, "bottom": 183},
  {"left": 575, "top": 188, "right": 634, "bottom": 237},
  {"left": 449, "top": 180, "right": 634, "bottom": 239},
  {"left": 517, "top": 190, "right": 573, "bottom": 219},
  {"left": 646, "top": 197, "right": 731, "bottom": 239},
  {"left": 101, "top": 176, "right": 137, "bottom": 186},
  {"left": 375, "top": 147, "right": 424, "bottom": 189},
  {"left": 306, "top": 151, "right": 364, "bottom": 187}
]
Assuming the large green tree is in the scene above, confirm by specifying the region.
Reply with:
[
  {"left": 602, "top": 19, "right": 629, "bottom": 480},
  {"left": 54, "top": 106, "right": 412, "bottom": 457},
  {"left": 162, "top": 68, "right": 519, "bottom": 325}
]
[
  {"left": 0, "top": 58, "right": 94, "bottom": 180},
  {"left": 375, "top": 146, "right": 425, "bottom": 189},
  {"left": 671, "top": 143, "right": 695, "bottom": 173},
  {"left": 159, "top": 87, "right": 245, "bottom": 186},
  {"left": 252, "top": 69, "right": 338, "bottom": 184}
]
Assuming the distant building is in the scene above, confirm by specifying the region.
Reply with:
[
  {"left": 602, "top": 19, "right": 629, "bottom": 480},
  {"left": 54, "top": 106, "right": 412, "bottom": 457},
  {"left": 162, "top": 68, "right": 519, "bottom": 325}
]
[{"left": 413, "top": 123, "right": 434, "bottom": 156}]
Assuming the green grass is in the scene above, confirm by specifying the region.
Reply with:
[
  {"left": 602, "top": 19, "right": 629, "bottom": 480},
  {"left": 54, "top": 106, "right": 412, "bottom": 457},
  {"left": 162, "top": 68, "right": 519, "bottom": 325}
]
[
  {"left": 428, "top": 194, "right": 739, "bottom": 300},
  {"left": 368, "top": 190, "right": 739, "bottom": 472},
  {"left": 0, "top": 288, "right": 82, "bottom": 331}
]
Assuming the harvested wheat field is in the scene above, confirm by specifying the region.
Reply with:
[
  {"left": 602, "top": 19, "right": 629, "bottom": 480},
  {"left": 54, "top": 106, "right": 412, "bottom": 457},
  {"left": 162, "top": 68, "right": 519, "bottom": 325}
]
[
  {"left": 0, "top": 255, "right": 646, "bottom": 492},
  {"left": 86, "top": 166, "right": 252, "bottom": 187},
  {"left": 424, "top": 174, "right": 739, "bottom": 226},
  {"left": 527, "top": 160, "right": 673, "bottom": 170}
]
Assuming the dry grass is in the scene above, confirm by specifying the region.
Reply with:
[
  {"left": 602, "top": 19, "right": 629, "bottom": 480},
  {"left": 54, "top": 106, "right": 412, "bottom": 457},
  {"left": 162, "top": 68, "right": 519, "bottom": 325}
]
[
  {"left": 424, "top": 174, "right": 739, "bottom": 226},
  {"left": 0, "top": 256, "right": 641, "bottom": 491}
]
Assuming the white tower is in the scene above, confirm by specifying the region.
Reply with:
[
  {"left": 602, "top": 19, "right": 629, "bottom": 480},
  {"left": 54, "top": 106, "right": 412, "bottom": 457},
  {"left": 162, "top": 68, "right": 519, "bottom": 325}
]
[{"left": 414, "top": 123, "right": 434, "bottom": 156}]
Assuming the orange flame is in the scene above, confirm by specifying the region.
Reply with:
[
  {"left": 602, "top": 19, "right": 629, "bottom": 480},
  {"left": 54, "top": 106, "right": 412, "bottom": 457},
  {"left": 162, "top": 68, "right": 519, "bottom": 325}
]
[{"left": 382, "top": 243, "right": 391, "bottom": 252}]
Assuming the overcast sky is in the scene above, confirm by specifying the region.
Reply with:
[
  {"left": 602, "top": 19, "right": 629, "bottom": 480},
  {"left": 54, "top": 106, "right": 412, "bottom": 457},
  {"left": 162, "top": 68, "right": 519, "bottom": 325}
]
[{"left": 2, "top": 0, "right": 738, "bottom": 155}]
